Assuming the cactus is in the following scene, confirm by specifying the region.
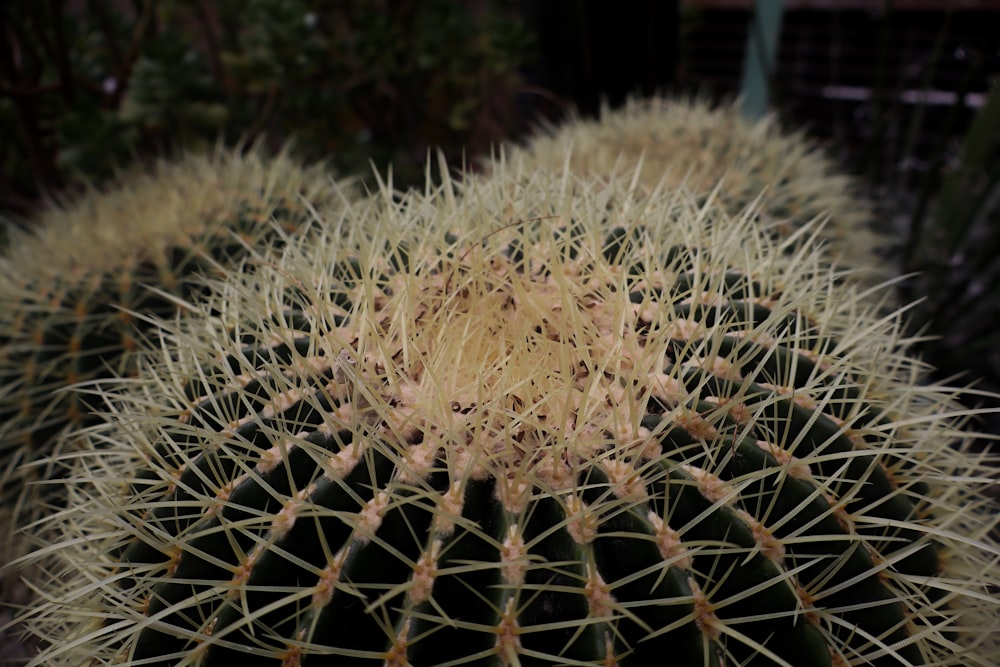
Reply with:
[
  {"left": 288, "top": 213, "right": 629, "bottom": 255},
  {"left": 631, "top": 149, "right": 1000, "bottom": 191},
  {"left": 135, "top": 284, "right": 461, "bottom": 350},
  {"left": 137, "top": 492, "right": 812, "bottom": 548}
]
[
  {"left": 19, "top": 160, "right": 999, "bottom": 666},
  {"left": 505, "top": 96, "right": 885, "bottom": 275},
  {"left": 0, "top": 144, "right": 345, "bottom": 595},
  {"left": 0, "top": 144, "right": 341, "bottom": 461}
]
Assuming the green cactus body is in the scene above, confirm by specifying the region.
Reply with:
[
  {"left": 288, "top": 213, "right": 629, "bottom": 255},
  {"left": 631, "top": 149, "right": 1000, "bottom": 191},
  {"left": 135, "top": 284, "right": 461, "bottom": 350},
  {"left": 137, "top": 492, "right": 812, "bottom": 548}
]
[
  {"left": 504, "top": 96, "right": 885, "bottom": 275},
  {"left": 0, "top": 146, "right": 343, "bottom": 512},
  {"left": 21, "top": 163, "right": 999, "bottom": 666}
]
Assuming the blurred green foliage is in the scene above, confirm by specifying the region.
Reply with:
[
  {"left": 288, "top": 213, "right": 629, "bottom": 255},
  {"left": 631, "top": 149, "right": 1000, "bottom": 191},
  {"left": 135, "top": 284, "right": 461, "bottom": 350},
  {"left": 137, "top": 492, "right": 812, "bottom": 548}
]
[{"left": 0, "top": 0, "right": 533, "bottom": 218}]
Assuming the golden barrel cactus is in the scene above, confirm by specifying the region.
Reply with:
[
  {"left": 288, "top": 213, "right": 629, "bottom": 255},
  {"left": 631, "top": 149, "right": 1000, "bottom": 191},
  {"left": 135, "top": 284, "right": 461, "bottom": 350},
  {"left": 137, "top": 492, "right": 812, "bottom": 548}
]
[
  {"left": 503, "top": 96, "right": 885, "bottom": 274},
  {"left": 16, "top": 159, "right": 999, "bottom": 666},
  {"left": 0, "top": 145, "right": 345, "bottom": 598}
]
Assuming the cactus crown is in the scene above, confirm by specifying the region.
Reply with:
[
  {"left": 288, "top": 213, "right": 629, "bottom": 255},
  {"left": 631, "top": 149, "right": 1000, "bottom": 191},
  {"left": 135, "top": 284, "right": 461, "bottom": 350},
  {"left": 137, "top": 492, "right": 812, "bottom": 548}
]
[
  {"left": 5, "top": 145, "right": 330, "bottom": 279},
  {"left": 508, "top": 96, "right": 885, "bottom": 273},
  {"left": 20, "top": 160, "right": 1000, "bottom": 666}
]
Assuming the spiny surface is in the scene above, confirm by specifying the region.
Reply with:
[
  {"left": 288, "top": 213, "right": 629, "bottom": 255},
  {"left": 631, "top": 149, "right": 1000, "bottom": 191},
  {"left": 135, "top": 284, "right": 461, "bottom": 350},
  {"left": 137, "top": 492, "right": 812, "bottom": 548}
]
[
  {"left": 504, "top": 96, "right": 884, "bottom": 274},
  {"left": 22, "top": 164, "right": 999, "bottom": 666},
  {"left": 0, "top": 146, "right": 337, "bottom": 453},
  {"left": 0, "top": 144, "right": 344, "bottom": 593}
]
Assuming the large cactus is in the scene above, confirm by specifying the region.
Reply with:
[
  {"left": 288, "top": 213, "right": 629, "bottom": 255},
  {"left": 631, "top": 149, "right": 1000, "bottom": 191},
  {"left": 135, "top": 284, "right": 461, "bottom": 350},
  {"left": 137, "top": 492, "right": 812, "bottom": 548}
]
[
  {"left": 505, "top": 96, "right": 885, "bottom": 274},
  {"left": 0, "top": 145, "right": 340, "bottom": 456},
  {"left": 0, "top": 145, "right": 346, "bottom": 600},
  {"left": 20, "top": 160, "right": 999, "bottom": 666}
]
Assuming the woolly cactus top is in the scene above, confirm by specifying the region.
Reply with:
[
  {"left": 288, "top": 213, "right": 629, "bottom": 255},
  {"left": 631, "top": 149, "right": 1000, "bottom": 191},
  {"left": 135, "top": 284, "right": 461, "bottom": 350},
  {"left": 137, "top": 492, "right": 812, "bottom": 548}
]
[
  {"left": 3, "top": 145, "right": 333, "bottom": 280},
  {"left": 20, "top": 160, "right": 999, "bottom": 666},
  {"left": 505, "top": 97, "right": 884, "bottom": 273}
]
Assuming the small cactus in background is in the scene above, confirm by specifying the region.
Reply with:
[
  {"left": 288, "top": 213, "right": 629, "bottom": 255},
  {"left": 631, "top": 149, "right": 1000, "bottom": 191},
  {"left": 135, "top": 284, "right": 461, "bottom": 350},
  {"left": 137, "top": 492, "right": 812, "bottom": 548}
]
[
  {"left": 505, "top": 96, "right": 885, "bottom": 274},
  {"left": 19, "top": 160, "right": 999, "bottom": 666},
  {"left": 0, "top": 145, "right": 344, "bottom": 587}
]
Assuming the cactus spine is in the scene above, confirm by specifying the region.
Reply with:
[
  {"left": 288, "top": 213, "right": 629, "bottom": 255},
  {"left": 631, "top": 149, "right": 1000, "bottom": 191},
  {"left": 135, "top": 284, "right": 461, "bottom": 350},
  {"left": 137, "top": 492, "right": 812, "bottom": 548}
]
[{"left": 19, "top": 160, "right": 1000, "bottom": 666}]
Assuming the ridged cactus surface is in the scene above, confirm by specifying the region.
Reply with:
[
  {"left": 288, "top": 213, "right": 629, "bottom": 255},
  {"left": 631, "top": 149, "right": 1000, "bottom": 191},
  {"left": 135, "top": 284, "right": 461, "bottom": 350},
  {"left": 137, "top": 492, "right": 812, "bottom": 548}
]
[
  {"left": 22, "top": 163, "right": 999, "bottom": 666},
  {"left": 505, "top": 96, "right": 884, "bottom": 273},
  {"left": 0, "top": 146, "right": 339, "bottom": 504}
]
